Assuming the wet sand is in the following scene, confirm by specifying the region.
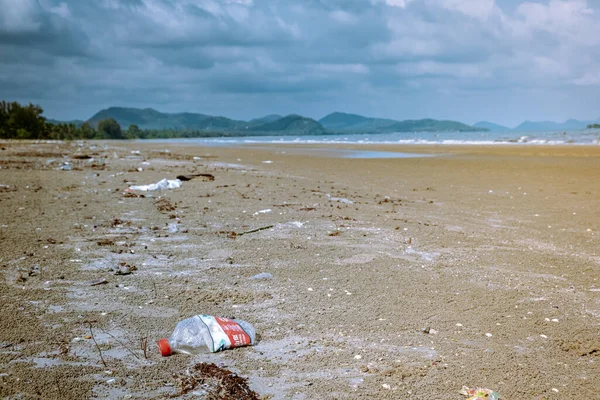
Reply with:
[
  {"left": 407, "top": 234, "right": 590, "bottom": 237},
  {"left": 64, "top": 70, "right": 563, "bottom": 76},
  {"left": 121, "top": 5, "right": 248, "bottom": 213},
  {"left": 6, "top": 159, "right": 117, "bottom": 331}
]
[{"left": 0, "top": 140, "right": 599, "bottom": 399}]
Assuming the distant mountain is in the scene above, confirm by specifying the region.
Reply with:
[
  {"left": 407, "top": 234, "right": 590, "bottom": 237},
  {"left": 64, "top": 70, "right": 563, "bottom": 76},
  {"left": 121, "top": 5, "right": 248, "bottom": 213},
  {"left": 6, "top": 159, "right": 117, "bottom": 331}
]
[
  {"left": 246, "top": 114, "right": 325, "bottom": 135},
  {"left": 86, "top": 107, "right": 325, "bottom": 135},
  {"left": 87, "top": 107, "right": 244, "bottom": 131},
  {"left": 47, "top": 118, "right": 84, "bottom": 127},
  {"left": 319, "top": 112, "right": 399, "bottom": 131},
  {"left": 474, "top": 121, "right": 510, "bottom": 132},
  {"left": 514, "top": 119, "right": 592, "bottom": 132},
  {"left": 248, "top": 114, "right": 283, "bottom": 125},
  {"left": 320, "top": 112, "right": 484, "bottom": 133}
]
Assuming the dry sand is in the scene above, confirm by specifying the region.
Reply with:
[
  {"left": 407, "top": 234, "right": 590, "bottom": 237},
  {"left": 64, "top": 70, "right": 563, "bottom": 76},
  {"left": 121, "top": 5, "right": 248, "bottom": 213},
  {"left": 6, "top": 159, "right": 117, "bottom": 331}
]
[{"left": 0, "top": 140, "right": 599, "bottom": 399}]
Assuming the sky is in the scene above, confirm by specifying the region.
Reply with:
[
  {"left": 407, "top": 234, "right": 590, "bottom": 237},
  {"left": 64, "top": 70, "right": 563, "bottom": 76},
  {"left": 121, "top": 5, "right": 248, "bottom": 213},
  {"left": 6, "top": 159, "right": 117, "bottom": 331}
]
[{"left": 0, "top": 0, "right": 599, "bottom": 127}]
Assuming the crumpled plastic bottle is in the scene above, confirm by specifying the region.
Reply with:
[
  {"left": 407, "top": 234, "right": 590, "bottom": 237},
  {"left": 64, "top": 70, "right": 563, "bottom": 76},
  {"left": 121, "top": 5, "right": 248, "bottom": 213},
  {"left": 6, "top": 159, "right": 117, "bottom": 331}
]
[{"left": 157, "top": 315, "right": 256, "bottom": 356}]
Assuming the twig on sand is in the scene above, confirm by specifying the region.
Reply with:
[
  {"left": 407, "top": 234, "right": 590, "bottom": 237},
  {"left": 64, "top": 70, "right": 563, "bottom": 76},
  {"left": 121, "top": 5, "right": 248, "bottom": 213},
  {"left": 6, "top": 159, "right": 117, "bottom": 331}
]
[
  {"left": 99, "top": 328, "right": 140, "bottom": 360},
  {"left": 141, "top": 337, "right": 148, "bottom": 359},
  {"left": 89, "top": 323, "right": 107, "bottom": 367},
  {"left": 237, "top": 225, "right": 274, "bottom": 237}
]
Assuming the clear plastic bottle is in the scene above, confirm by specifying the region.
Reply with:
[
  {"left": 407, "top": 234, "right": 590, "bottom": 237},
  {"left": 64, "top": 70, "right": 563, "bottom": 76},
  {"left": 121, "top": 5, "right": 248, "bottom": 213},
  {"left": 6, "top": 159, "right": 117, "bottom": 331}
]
[{"left": 157, "top": 315, "right": 256, "bottom": 356}]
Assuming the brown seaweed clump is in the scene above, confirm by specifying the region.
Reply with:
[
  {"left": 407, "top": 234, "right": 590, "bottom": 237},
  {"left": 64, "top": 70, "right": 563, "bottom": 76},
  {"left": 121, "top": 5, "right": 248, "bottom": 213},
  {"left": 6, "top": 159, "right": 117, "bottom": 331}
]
[{"left": 174, "top": 363, "right": 260, "bottom": 400}]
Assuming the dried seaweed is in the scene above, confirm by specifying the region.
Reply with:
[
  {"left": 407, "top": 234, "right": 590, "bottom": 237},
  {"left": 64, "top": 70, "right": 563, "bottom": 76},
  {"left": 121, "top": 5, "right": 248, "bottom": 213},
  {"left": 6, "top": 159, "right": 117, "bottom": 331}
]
[
  {"left": 155, "top": 198, "right": 176, "bottom": 212},
  {"left": 174, "top": 363, "right": 260, "bottom": 400}
]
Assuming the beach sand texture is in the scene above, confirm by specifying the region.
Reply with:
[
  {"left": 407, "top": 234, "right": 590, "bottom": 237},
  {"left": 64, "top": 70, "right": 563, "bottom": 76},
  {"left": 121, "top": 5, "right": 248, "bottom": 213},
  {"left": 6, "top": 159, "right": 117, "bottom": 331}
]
[{"left": 0, "top": 141, "right": 599, "bottom": 399}]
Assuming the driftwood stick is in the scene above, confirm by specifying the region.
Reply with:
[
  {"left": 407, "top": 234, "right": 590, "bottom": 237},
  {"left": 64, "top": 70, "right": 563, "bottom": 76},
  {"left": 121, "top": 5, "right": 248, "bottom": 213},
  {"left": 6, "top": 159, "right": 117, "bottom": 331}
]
[{"left": 237, "top": 225, "right": 274, "bottom": 236}]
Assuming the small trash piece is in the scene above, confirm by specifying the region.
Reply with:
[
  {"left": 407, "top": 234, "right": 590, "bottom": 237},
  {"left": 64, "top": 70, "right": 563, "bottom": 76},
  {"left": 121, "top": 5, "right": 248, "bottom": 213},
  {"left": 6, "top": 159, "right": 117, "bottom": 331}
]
[
  {"left": 176, "top": 174, "right": 214, "bottom": 182},
  {"left": 460, "top": 386, "right": 501, "bottom": 400},
  {"left": 127, "top": 178, "right": 182, "bottom": 192},
  {"left": 158, "top": 315, "right": 256, "bottom": 356},
  {"left": 326, "top": 194, "right": 353, "bottom": 204},
  {"left": 114, "top": 263, "right": 136, "bottom": 275},
  {"left": 251, "top": 272, "right": 273, "bottom": 280},
  {"left": 254, "top": 209, "right": 272, "bottom": 215},
  {"left": 88, "top": 278, "right": 108, "bottom": 286}
]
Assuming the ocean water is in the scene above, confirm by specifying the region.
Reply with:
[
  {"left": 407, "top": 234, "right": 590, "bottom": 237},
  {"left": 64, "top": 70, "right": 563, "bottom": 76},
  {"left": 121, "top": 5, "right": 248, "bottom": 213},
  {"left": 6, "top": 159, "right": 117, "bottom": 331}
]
[{"left": 144, "top": 128, "right": 600, "bottom": 146}]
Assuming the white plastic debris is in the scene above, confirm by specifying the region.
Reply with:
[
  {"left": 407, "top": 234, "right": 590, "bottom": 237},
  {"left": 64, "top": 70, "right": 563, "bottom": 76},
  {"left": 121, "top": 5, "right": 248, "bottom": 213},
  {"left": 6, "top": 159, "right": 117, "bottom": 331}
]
[
  {"left": 326, "top": 194, "right": 353, "bottom": 204},
  {"left": 254, "top": 209, "right": 272, "bottom": 215},
  {"left": 128, "top": 178, "right": 182, "bottom": 192},
  {"left": 251, "top": 272, "right": 273, "bottom": 280}
]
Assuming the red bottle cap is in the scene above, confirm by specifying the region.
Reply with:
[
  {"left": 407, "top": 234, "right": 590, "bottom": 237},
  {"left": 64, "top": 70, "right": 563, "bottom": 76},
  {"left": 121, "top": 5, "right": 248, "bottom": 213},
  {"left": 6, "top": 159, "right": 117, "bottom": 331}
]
[{"left": 157, "top": 338, "right": 171, "bottom": 356}]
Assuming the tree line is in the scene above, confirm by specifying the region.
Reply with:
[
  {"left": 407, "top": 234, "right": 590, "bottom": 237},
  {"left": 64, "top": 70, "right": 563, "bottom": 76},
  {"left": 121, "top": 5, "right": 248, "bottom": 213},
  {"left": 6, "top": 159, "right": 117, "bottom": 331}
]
[
  {"left": 0, "top": 100, "right": 232, "bottom": 140},
  {"left": 0, "top": 101, "right": 128, "bottom": 140}
]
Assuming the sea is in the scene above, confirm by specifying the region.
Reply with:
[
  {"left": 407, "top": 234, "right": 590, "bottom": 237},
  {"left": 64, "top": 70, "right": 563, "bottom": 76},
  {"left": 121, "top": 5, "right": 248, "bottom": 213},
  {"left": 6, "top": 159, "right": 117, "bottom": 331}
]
[{"left": 145, "top": 128, "right": 600, "bottom": 146}]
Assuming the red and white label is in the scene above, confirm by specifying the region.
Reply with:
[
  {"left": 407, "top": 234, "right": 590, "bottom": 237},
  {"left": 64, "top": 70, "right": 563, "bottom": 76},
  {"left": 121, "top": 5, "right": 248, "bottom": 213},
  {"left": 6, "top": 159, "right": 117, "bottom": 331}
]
[{"left": 214, "top": 317, "right": 251, "bottom": 348}]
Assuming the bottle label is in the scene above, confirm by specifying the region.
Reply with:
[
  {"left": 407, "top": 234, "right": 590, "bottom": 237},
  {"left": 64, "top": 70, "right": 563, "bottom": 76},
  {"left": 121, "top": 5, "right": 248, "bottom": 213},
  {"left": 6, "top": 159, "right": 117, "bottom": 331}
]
[{"left": 198, "top": 315, "right": 251, "bottom": 352}]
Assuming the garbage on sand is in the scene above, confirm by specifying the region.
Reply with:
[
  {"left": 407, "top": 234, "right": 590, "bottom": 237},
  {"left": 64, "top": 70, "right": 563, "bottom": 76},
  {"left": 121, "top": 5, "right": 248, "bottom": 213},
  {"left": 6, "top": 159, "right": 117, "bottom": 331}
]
[
  {"left": 326, "top": 193, "right": 353, "bottom": 204},
  {"left": 461, "top": 386, "right": 501, "bottom": 400},
  {"left": 251, "top": 272, "right": 273, "bottom": 280},
  {"left": 158, "top": 314, "right": 256, "bottom": 356},
  {"left": 127, "top": 178, "right": 181, "bottom": 192},
  {"left": 176, "top": 173, "right": 214, "bottom": 182}
]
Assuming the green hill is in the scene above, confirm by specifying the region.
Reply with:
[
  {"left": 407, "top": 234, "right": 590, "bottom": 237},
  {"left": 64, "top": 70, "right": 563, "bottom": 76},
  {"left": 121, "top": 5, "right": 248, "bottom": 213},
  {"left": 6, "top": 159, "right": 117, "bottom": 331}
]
[
  {"left": 473, "top": 121, "right": 510, "bottom": 132},
  {"left": 87, "top": 107, "right": 245, "bottom": 131},
  {"left": 86, "top": 107, "right": 325, "bottom": 136},
  {"left": 320, "top": 112, "right": 484, "bottom": 133},
  {"left": 246, "top": 114, "right": 325, "bottom": 135}
]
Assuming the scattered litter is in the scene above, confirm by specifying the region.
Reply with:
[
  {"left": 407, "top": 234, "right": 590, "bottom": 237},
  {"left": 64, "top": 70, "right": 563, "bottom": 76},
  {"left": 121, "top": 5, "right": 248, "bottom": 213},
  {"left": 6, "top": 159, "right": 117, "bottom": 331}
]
[
  {"left": 58, "top": 163, "right": 72, "bottom": 171},
  {"left": 262, "top": 160, "right": 273, "bottom": 164},
  {"left": 254, "top": 209, "right": 272, "bottom": 215},
  {"left": 485, "top": 333, "right": 493, "bottom": 337},
  {"left": 114, "top": 263, "right": 137, "bottom": 276},
  {"left": 158, "top": 315, "right": 256, "bottom": 355},
  {"left": 354, "top": 354, "right": 362, "bottom": 360},
  {"left": 382, "top": 384, "right": 391, "bottom": 390},
  {"left": 88, "top": 278, "right": 108, "bottom": 286},
  {"left": 176, "top": 173, "right": 214, "bottom": 182},
  {"left": 96, "top": 238, "right": 115, "bottom": 246},
  {"left": 251, "top": 272, "right": 273, "bottom": 280},
  {"left": 460, "top": 386, "right": 501, "bottom": 400},
  {"left": 326, "top": 194, "right": 353, "bottom": 204},
  {"left": 127, "top": 178, "right": 182, "bottom": 192}
]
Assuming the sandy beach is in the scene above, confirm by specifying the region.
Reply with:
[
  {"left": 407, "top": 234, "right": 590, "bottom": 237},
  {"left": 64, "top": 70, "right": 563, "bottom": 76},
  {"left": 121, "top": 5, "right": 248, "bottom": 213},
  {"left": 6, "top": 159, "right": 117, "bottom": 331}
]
[{"left": 1, "top": 140, "right": 599, "bottom": 399}]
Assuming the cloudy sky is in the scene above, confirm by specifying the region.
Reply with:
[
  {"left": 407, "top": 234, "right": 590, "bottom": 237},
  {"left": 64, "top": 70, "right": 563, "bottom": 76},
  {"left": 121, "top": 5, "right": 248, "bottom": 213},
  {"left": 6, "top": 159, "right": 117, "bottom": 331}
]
[{"left": 1, "top": 0, "right": 599, "bottom": 127}]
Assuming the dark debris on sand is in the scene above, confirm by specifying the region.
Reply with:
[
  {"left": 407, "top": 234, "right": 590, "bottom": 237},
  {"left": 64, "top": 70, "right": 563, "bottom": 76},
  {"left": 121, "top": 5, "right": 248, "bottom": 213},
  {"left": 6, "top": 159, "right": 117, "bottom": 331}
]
[{"left": 174, "top": 363, "right": 260, "bottom": 400}]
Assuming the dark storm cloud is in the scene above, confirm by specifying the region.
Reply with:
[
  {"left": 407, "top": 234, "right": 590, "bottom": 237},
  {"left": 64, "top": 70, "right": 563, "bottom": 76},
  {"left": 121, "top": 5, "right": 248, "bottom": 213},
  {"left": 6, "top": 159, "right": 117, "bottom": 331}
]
[{"left": 0, "top": 0, "right": 599, "bottom": 125}]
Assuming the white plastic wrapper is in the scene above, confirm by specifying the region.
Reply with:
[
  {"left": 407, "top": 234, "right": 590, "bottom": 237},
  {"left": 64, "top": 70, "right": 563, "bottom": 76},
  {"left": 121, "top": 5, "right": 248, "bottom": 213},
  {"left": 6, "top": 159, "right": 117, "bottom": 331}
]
[{"left": 128, "top": 178, "right": 182, "bottom": 191}]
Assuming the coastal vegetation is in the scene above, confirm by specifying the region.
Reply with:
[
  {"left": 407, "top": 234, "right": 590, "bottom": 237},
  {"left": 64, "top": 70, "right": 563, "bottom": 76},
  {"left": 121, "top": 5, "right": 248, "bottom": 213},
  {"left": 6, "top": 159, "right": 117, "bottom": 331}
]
[{"left": 587, "top": 123, "right": 600, "bottom": 129}]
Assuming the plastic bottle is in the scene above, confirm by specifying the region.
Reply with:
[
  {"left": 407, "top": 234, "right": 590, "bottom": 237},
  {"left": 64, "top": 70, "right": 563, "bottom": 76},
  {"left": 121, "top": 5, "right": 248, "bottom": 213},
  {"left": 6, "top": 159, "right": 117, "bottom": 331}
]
[{"left": 157, "top": 315, "right": 256, "bottom": 356}]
